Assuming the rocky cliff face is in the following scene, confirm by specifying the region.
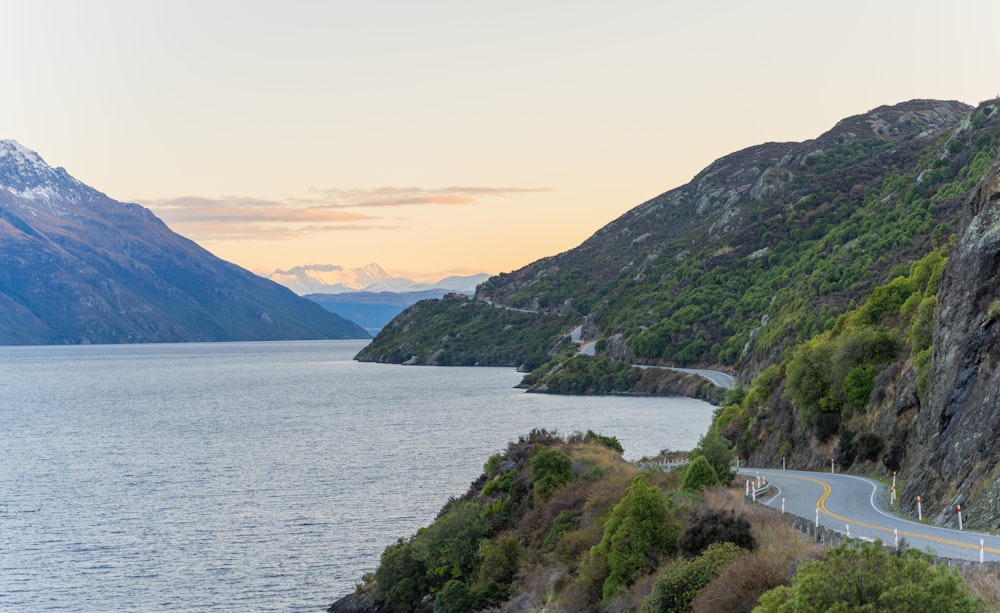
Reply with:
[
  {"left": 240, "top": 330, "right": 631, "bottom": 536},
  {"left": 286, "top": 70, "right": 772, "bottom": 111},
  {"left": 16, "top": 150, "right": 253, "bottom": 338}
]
[{"left": 903, "top": 156, "right": 1000, "bottom": 526}]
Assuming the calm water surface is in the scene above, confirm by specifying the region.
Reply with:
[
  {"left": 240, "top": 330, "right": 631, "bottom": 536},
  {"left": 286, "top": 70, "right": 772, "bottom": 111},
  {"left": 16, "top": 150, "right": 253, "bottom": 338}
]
[{"left": 0, "top": 340, "right": 715, "bottom": 611}]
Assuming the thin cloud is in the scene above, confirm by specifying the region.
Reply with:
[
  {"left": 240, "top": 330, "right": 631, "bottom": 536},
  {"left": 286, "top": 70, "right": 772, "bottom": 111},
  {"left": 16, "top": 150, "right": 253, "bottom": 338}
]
[
  {"left": 139, "top": 185, "right": 549, "bottom": 240},
  {"left": 299, "top": 186, "right": 552, "bottom": 209},
  {"left": 140, "top": 195, "right": 374, "bottom": 239}
]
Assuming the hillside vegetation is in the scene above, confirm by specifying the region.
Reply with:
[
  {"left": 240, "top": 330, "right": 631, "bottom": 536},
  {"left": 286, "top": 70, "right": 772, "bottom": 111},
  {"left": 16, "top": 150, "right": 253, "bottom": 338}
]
[
  {"left": 330, "top": 432, "right": 991, "bottom": 612},
  {"left": 359, "top": 100, "right": 1000, "bottom": 390},
  {"left": 356, "top": 98, "right": 1000, "bottom": 534}
]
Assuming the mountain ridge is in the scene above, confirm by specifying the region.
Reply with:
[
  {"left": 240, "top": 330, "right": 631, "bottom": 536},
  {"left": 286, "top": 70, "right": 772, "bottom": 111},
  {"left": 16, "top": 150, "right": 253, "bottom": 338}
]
[
  {"left": 357, "top": 97, "right": 1000, "bottom": 526},
  {"left": 268, "top": 262, "right": 489, "bottom": 295},
  {"left": 0, "top": 140, "right": 369, "bottom": 344},
  {"left": 359, "top": 99, "right": 987, "bottom": 375}
]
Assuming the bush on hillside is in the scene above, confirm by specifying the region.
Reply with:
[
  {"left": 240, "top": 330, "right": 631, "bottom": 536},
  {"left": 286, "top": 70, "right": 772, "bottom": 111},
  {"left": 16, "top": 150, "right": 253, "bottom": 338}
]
[
  {"left": 679, "top": 508, "right": 755, "bottom": 557},
  {"left": 754, "top": 540, "right": 981, "bottom": 612}
]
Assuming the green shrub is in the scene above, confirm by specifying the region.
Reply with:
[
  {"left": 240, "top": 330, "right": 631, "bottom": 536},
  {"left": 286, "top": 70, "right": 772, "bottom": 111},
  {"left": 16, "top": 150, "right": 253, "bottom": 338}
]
[
  {"left": 434, "top": 579, "right": 478, "bottom": 613},
  {"left": 596, "top": 475, "right": 682, "bottom": 601},
  {"left": 373, "top": 539, "right": 428, "bottom": 610},
  {"left": 531, "top": 447, "right": 575, "bottom": 503},
  {"left": 477, "top": 534, "right": 520, "bottom": 586},
  {"left": 641, "top": 541, "right": 745, "bottom": 613},
  {"left": 544, "top": 510, "right": 578, "bottom": 547},
  {"left": 585, "top": 429, "right": 625, "bottom": 454},
  {"left": 681, "top": 456, "right": 719, "bottom": 492},
  {"left": 411, "top": 501, "right": 489, "bottom": 588},
  {"left": 690, "top": 431, "right": 734, "bottom": 485},
  {"left": 754, "top": 540, "right": 981, "bottom": 612}
]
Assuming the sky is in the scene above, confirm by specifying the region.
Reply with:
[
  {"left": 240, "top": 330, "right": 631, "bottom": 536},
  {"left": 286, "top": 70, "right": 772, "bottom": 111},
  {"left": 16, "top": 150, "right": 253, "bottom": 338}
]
[{"left": 2, "top": 1, "right": 998, "bottom": 280}]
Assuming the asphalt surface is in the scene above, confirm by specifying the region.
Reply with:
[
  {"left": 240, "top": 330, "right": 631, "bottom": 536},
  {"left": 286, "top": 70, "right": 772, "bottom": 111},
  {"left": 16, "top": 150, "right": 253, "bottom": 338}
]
[
  {"left": 663, "top": 366, "right": 737, "bottom": 389},
  {"left": 739, "top": 468, "right": 1000, "bottom": 562},
  {"left": 632, "top": 363, "right": 738, "bottom": 389}
]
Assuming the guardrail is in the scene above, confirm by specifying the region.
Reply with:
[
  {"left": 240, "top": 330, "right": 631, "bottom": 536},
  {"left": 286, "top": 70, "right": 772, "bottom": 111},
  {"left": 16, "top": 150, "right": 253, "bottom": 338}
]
[{"left": 634, "top": 459, "right": 689, "bottom": 471}]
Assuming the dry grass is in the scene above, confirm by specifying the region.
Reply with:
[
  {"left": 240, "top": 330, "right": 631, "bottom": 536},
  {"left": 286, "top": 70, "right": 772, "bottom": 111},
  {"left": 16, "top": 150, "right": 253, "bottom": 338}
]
[
  {"left": 702, "top": 486, "right": 816, "bottom": 563},
  {"left": 693, "top": 486, "right": 824, "bottom": 611},
  {"left": 692, "top": 556, "right": 787, "bottom": 613},
  {"left": 958, "top": 564, "right": 1000, "bottom": 612}
]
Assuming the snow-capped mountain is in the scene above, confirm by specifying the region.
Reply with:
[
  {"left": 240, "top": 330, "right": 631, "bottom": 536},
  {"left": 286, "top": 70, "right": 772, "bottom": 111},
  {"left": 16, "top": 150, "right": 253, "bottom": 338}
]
[
  {"left": 268, "top": 263, "right": 490, "bottom": 295},
  {"left": 0, "top": 140, "right": 97, "bottom": 211},
  {"left": 0, "top": 139, "right": 369, "bottom": 344}
]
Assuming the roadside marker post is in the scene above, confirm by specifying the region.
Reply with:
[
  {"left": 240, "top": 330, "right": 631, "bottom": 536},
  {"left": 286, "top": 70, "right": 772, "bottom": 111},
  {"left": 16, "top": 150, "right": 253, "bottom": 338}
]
[
  {"left": 815, "top": 507, "right": 819, "bottom": 528},
  {"left": 917, "top": 496, "right": 923, "bottom": 521},
  {"left": 846, "top": 524, "right": 851, "bottom": 538},
  {"left": 981, "top": 539, "right": 985, "bottom": 564},
  {"left": 781, "top": 498, "right": 785, "bottom": 514},
  {"left": 892, "top": 471, "right": 896, "bottom": 489},
  {"left": 831, "top": 458, "right": 835, "bottom": 474},
  {"left": 891, "top": 485, "right": 896, "bottom": 505},
  {"left": 782, "top": 456, "right": 785, "bottom": 470},
  {"left": 958, "top": 504, "right": 963, "bottom": 531},
  {"left": 894, "top": 528, "right": 899, "bottom": 548}
]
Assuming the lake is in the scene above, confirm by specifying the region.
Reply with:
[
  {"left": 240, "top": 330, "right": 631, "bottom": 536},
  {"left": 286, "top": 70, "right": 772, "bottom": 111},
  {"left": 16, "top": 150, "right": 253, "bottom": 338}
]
[{"left": 0, "top": 340, "right": 715, "bottom": 611}]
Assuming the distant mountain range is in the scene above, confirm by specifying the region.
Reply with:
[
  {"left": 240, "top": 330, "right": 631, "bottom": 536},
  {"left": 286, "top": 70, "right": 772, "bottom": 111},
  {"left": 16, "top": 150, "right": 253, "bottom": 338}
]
[
  {"left": 304, "top": 289, "right": 470, "bottom": 335},
  {"left": 267, "top": 262, "right": 489, "bottom": 295},
  {"left": 0, "top": 140, "right": 369, "bottom": 344},
  {"left": 267, "top": 264, "right": 490, "bottom": 333}
]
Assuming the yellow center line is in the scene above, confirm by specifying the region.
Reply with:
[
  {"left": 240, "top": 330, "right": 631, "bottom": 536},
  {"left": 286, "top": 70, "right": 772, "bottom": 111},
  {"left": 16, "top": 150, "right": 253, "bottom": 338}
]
[{"left": 758, "top": 471, "right": 1000, "bottom": 554}]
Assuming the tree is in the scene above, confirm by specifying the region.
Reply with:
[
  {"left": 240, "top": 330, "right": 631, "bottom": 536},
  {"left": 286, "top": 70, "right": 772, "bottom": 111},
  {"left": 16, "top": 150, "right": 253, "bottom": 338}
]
[
  {"left": 530, "top": 447, "right": 575, "bottom": 503},
  {"left": 374, "top": 539, "right": 428, "bottom": 610},
  {"left": 690, "top": 431, "right": 734, "bottom": 485},
  {"left": 596, "top": 475, "right": 681, "bottom": 601},
  {"left": 681, "top": 456, "right": 719, "bottom": 492},
  {"left": 754, "top": 540, "right": 981, "bottom": 612},
  {"left": 410, "top": 501, "right": 489, "bottom": 588}
]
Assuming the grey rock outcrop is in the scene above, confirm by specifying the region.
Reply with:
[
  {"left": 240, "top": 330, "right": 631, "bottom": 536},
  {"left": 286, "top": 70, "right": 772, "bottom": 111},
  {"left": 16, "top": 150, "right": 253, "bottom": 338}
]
[{"left": 903, "top": 152, "right": 1000, "bottom": 527}]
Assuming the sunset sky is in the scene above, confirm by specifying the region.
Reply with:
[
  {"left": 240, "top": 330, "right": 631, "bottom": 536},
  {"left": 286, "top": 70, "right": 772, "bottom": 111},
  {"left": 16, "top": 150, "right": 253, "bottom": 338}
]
[{"left": 3, "top": 1, "right": 998, "bottom": 280}]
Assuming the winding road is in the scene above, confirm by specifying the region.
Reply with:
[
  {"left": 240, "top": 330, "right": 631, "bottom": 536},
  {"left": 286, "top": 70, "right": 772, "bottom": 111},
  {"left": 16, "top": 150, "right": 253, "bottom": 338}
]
[
  {"left": 632, "top": 363, "right": 738, "bottom": 389},
  {"left": 661, "top": 366, "right": 737, "bottom": 389},
  {"left": 739, "top": 468, "right": 1000, "bottom": 562}
]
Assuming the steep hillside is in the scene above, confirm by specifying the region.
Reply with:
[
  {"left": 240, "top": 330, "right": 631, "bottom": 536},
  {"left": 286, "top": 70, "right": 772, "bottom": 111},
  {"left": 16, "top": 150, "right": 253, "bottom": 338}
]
[
  {"left": 711, "top": 110, "right": 1000, "bottom": 528},
  {"left": 360, "top": 100, "right": 1000, "bottom": 386},
  {"left": 0, "top": 140, "right": 369, "bottom": 344},
  {"left": 904, "top": 155, "right": 1000, "bottom": 526},
  {"left": 330, "top": 430, "right": 990, "bottom": 612}
]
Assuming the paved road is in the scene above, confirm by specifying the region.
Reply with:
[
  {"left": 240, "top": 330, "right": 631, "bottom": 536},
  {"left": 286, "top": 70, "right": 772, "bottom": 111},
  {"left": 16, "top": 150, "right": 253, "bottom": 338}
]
[
  {"left": 739, "top": 468, "right": 1000, "bottom": 562},
  {"left": 663, "top": 366, "right": 737, "bottom": 389},
  {"left": 633, "top": 364, "right": 737, "bottom": 389}
]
